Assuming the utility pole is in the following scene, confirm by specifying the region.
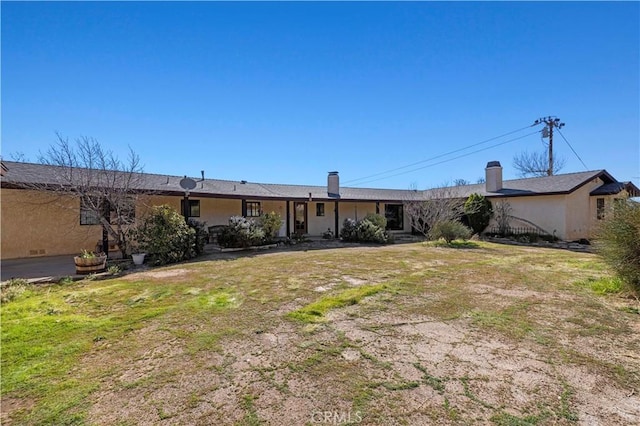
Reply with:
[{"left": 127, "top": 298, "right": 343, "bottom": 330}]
[{"left": 533, "top": 116, "right": 565, "bottom": 176}]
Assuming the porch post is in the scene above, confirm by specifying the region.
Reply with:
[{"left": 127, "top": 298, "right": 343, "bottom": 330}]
[
  {"left": 286, "top": 201, "right": 291, "bottom": 237},
  {"left": 102, "top": 200, "right": 110, "bottom": 258},
  {"left": 334, "top": 201, "right": 339, "bottom": 237}
]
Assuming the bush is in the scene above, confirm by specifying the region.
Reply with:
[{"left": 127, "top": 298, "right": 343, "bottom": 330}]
[
  {"left": 464, "top": 193, "right": 492, "bottom": 235},
  {"left": 218, "top": 216, "right": 265, "bottom": 248},
  {"left": 340, "top": 218, "right": 358, "bottom": 242},
  {"left": 188, "top": 219, "right": 208, "bottom": 256},
  {"left": 135, "top": 205, "right": 197, "bottom": 265},
  {"left": 595, "top": 200, "right": 640, "bottom": 293},
  {"left": 363, "top": 213, "right": 387, "bottom": 230},
  {"left": 430, "top": 220, "right": 472, "bottom": 243},
  {"left": 340, "top": 217, "right": 389, "bottom": 244},
  {"left": 260, "top": 211, "right": 282, "bottom": 243}
]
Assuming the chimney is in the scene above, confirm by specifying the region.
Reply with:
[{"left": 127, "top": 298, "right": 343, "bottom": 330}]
[
  {"left": 328, "top": 171, "right": 339, "bottom": 197},
  {"left": 485, "top": 161, "right": 503, "bottom": 192}
]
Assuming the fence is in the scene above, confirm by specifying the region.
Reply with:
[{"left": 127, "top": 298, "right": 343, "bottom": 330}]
[{"left": 486, "top": 225, "right": 557, "bottom": 242}]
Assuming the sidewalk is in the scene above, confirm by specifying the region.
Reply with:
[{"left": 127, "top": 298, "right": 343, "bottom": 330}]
[{"left": 1, "top": 255, "right": 78, "bottom": 283}]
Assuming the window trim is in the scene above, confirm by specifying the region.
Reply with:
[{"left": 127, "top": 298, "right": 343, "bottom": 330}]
[
  {"left": 246, "top": 201, "right": 261, "bottom": 217},
  {"left": 596, "top": 197, "right": 605, "bottom": 220},
  {"left": 181, "top": 199, "right": 201, "bottom": 218},
  {"left": 384, "top": 204, "right": 404, "bottom": 231},
  {"left": 316, "top": 203, "right": 325, "bottom": 217}
]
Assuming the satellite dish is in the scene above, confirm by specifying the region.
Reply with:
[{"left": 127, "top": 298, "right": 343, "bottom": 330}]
[{"left": 180, "top": 177, "right": 197, "bottom": 191}]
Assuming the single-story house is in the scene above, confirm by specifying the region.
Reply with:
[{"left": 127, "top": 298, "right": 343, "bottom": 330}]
[{"left": 1, "top": 160, "right": 637, "bottom": 259}]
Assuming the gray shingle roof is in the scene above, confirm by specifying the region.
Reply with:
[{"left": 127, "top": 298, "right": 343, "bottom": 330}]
[{"left": 0, "top": 161, "right": 625, "bottom": 202}]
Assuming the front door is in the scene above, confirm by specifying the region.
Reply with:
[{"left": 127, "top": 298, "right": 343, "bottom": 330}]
[{"left": 294, "top": 202, "right": 307, "bottom": 234}]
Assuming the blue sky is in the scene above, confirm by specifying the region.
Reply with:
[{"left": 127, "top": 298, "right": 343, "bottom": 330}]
[{"left": 2, "top": 1, "right": 638, "bottom": 189}]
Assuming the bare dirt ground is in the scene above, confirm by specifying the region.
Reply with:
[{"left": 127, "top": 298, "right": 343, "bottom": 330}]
[{"left": 4, "top": 242, "right": 639, "bottom": 425}]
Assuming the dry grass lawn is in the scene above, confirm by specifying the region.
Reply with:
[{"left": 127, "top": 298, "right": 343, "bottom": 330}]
[{"left": 2, "top": 241, "right": 639, "bottom": 425}]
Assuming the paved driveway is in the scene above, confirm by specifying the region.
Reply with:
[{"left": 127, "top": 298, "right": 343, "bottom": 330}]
[{"left": 1, "top": 255, "right": 77, "bottom": 282}]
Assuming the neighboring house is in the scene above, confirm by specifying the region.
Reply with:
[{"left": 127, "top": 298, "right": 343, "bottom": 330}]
[{"left": 1, "top": 160, "right": 637, "bottom": 259}]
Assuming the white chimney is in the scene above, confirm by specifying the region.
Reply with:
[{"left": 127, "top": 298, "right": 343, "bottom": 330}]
[
  {"left": 328, "top": 171, "right": 339, "bottom": 197},
  {"left": 485, "top": 161, "right": 503, "bottom": 192}
]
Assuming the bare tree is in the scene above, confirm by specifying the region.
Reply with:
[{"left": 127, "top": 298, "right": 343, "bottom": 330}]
[
  {"left": 493, "top": 200, "right": 513, "bottom": 235},
  {"left": 29, "top": 134, "right": 146, "bottom": 257},
  {"left": 513, "top": 150, "right": 565, "bottom": 178},
  {"left": 404, "top": 184, "right": 466, "bottom": 239}
]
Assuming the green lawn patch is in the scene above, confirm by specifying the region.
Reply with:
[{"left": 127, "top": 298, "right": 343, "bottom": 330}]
[{"left": 287, "top": 283, "right": 388, "bottom": 323}]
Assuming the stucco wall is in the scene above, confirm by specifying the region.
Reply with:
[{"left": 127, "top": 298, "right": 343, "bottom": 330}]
[
  {"left": 565, "top": 177, "right": 603, "bottom": 240},
  {"left": 1, "top": 189, "right": 102, "bottom": 259},
  {"left": 489, "top": 195, "right": 567, "bottom": 239}
]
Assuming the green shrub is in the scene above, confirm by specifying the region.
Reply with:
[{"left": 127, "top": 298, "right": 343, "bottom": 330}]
[
  {"left": 340, "top": 218, "right": 358, "bottom": 242},
  {"left": 135, "top": 205, "right": 197, "bottom": 265},
  {"left": 259, "top": 211, "right": 282, "bottom": 242},
  {"left": 218, "top": 216, "right": 265, "bottom": 248},
  {"left": 464, "top": 193, "right": 492, "bottom": 235},
  {"left": 595, "top": 201, "right": 640, "bottom": 293},
  {"left": 363, "top": 213, "right": 387, "bottom": 230},
  {"left": 430, "top": 220, "right": 472, "bottom": 243},
  {"left": 340, "top": 217, "right": 389, "bottom": 244},
  {"left": 187, "top": 219, "right": 207, "bottom": 256},
  {"left": 356, "top": 219, "right": 389, "bottom": 243}
]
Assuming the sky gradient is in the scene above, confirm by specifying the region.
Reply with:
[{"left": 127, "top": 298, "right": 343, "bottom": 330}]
[{"left": 2, "top": 1, "right": 639, "bottom": 189}]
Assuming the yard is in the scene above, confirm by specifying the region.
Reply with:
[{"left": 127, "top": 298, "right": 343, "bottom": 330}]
[{"left": 1, "top": 241, "right": 639, "bottom": 425}]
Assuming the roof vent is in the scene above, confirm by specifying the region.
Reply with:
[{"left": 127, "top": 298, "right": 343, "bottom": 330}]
[{"left": 240, "top": 180, "right": 247, "bottom": 184}]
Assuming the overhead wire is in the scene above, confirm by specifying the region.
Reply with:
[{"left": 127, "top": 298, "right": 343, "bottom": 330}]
[
  {"left": 556, "top": 128, "right": 589, "bottom": 171},
  {"left": 341, "top": 124, "right": 537, "bottom": 185},
  {"left": 349, "top": 130, "right": 540, "bottom": 187}
]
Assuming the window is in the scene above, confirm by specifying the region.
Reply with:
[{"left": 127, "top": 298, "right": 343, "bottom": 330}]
[
  {"left": 181, "top": 199, "right": 201, "bottom": 217},
  {"left": 385, "top": 204, "right": 404, "bottom": 230},
  {"left": 80, "top": 196, "right": 101, "bottom": 225},
  {"left": 246, "top": 201, "right": 261, "bottom": 217},
  {"left": 596, "top": 198, "right": 605, "bottom": 220},
  {"left": 316, "top": 203, "right": 325, "bottom": 216}
]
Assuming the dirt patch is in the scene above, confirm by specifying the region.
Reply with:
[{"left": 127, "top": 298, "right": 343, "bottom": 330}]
[{"left": 122, "top": 268, "right": 190, "bottom": 280}]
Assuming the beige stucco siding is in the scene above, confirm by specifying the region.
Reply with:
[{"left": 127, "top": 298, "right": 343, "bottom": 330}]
[
  {"left": 489, "top": 195, "right": 567, "bottom": 239},
  {"left": 565, "top": 177, "right": 603, "bottom": 240},
  {"left": 1, "top": 189, "right": 102, "bottom": 259},
  {"left": 307, "top": 202, "right": 336, "bottom": 236}
]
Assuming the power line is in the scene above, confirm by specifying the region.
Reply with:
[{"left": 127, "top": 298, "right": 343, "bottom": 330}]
[
  {"left": 556, "top": 128, "right": 589, "bottom": 171},
  {"left": 350, "top": 130, "right": 540, "bottom": 187},
  {"left": 342, "top": 124, "right": 536, "bottom": 185}
]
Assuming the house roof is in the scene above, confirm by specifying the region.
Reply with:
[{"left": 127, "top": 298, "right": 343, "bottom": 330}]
[
  {"left": 0, "top": 161, "right": 632, "bottom": 202},
  {"left": 590, "top": 181, "right": 640, "bottom": 197},
  {"left": 431, "top": 170, "right": 618, "bottom": 199}
]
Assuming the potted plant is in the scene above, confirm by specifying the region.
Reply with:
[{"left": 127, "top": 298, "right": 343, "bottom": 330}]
[
  {"left": 74, "top": 249, "right": 107, "bottom": 274},
  {"left": 127, "top": 228, "right": 146, "bottom": 266}
]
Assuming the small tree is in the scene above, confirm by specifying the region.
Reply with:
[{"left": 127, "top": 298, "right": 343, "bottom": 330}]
[
  {"left": 493, "top": 200, "right": 513, "bottom": 236},
  {"left": 595, "top": 201, "right": 640, "bottom": 293},
  {"left": 25, "top": 134, "right": 147, "bottom": 257},
  {"left": 404, "top": 185, "right": 465, "bottom": 239},
  {"left": 464, "top": 193, "right": 493, "bottom": 235}
]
